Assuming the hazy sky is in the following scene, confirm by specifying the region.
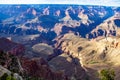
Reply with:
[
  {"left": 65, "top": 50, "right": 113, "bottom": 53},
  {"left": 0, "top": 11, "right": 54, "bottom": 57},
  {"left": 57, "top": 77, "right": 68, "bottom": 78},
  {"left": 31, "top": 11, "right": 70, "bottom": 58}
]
[{"left": 0, "top": 0, "right": 120, "bottom": 6}]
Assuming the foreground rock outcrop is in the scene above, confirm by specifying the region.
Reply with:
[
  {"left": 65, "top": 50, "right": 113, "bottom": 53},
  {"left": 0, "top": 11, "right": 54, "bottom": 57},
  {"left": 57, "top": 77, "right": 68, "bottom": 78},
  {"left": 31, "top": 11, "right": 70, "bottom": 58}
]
[{"left": 0, "top": 37, "right": 25, "bottom": 56}]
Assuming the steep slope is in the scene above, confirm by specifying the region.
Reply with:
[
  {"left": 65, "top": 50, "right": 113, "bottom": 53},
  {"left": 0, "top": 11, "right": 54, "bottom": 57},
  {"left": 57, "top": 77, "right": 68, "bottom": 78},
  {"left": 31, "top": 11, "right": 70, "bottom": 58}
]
[
  {"left": 53, "top": 33, "right": 120, "bottom": 80},
  {"left": 87, "top": 12, "right": 120, "bottom": 39},
  {"left": 0, "top": 37, "right": 25, "bottom": 55},
  {"left": 49, "top": 53, "right": 89, "bottom": 80}
]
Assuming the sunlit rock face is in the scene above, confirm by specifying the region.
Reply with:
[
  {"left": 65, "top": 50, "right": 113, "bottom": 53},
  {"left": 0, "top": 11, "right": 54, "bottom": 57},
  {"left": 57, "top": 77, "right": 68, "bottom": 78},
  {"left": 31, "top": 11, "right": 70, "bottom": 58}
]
[
  {"left": 87, "top": 16, "right": 120, "bottom": 38},
  {"left": 53, "top": 33, "right": 120, "bottom": 80},
  {"left": 0, "top": 65, "right": 11, "bottom": 77}
]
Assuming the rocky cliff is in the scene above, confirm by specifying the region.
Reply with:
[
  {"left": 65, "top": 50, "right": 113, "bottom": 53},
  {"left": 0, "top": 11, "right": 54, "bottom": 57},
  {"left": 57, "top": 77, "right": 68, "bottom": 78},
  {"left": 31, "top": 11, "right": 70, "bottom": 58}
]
[
  {"left": 53, "top": 33, "right": 120, "bottom": 80},
  {"left": 0, "top": 37, "right": 25, "bottom": 55}
]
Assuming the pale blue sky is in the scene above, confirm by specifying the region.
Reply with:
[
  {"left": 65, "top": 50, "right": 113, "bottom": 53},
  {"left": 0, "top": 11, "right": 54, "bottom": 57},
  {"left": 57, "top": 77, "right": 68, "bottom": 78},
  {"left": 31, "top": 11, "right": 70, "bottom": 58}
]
[{"left": 0, "top": 0, "right": 120, "bottom": 6}]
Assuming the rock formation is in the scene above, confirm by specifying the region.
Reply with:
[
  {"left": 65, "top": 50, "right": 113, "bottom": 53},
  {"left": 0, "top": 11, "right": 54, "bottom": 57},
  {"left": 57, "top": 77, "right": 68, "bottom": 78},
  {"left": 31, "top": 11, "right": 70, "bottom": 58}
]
[
  {"left": 0, "top": 37, "right": 25, "bottom": 56},
  {"left": 21, "top": 57, "right": 69, "bottom": 80}
]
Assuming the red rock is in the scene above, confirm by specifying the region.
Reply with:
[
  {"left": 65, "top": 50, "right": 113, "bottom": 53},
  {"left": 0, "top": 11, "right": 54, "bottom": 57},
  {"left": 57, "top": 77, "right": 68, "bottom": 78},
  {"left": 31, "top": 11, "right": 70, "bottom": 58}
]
[{"left": 0, "top": 37, "right": 25, "bottom": 56}]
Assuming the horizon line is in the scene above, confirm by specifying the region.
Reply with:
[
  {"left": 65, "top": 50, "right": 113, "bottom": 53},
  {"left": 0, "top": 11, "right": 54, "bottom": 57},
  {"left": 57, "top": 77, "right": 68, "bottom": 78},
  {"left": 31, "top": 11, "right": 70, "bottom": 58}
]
[
  {"left": 0, "top": 4, "right": 120, "bottom": 7},
  {"left": 0, "top": 0, "right": 120, "bottom": 7}
]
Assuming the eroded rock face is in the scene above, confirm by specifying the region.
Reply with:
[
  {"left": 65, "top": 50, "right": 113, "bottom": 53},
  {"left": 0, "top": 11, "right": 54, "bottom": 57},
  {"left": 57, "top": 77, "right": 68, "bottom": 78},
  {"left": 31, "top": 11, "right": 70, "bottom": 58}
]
[
  {"left": 88, "top": 16, "right": 120, "bottom": 39},
  {"left": 21, "top": 57, "right": 69, "bottom": 80},
  {"left": 55, "top": 33, "right": 120, "bottom": 63},
  {"left": 53, "top": 33, "right": 120, "bottom": 80},
  {"left": 0, "top": 65, "right": 11, "bottom": 77}
]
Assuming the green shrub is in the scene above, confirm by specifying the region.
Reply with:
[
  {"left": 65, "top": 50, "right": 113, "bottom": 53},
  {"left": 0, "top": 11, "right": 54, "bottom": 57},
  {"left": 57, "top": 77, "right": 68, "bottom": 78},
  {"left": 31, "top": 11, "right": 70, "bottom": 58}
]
[
  {"left": 0, "top": 73, "right": 16, "bottom": 80},
  {"left": 89, "top": 60, "right": 99, "bottom": 64},
  {"left": 100, "top": 69, "right": 115, "bottom": 80},
  {"left": 0, "top": 73, "right": 8, "bottom": 80}
]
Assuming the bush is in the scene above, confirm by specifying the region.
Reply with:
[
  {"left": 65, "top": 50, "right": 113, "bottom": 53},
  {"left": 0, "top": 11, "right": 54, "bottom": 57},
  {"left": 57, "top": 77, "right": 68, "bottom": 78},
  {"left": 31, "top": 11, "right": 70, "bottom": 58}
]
[
  {"left": 99, "top": 69, "right": 115, "bottom": 80},
  {"left": 0, "top": 73, "right": 16, "bottom": 80},
  {"left": 0, "top": 73, "right": 8, "bottom": 80}
]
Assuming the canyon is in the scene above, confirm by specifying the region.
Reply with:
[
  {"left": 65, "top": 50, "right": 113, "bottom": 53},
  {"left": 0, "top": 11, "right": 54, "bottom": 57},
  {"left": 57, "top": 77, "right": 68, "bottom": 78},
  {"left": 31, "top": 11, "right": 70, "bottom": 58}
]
[{"left": 0, "top": 4, "right": 120, "bottom": 80}]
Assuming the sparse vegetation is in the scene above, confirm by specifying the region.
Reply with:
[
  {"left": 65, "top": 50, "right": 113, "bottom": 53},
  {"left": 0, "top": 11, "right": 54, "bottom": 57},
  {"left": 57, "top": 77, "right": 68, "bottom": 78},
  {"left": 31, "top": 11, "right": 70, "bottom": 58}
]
[
  {"left": 88, "top": 60, "right": 99, "bottom": 64},
  {"left": 99, "top": 69, "right": 115, "bottom": 80},
  {"left": 0, "top": 51, "right": 19, "bottom": 73},
  {"left": 0, "top": 73, "right": 16, "bottom": 80}
]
